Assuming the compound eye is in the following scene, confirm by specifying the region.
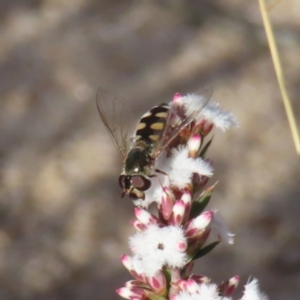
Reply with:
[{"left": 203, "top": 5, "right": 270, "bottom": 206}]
[
  {"left": 118, "top": 175, "right": 125, "bottom": 188},
  {"left": 131, "top": 176, "right": 151, "bottom": 191}
]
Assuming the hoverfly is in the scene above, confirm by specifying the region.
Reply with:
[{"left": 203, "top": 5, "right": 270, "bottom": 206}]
[{"left": 96, "top": 88, "right": 212, "bottom": 200}]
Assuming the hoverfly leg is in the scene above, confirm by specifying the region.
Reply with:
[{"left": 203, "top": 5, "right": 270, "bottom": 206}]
[
  {"left": 154, "top": 168, "right": 170, "bottom": 186},
  {"left": 148, "top": 173, "right": 163, "bottom": 189},
  {"left": 154, "top": 168, "right": 168, "bottom": 176}
]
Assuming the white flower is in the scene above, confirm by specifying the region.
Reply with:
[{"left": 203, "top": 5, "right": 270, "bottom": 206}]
[
  {"left": 241, "top": 278, "right": 268, "bottom": 300},
  {"left": 129, "top": 224, "right": 187, "bottom": 276},
  {"left": 167, "top": 146, "right": 213, "bottom": 189},
  {"left": 137, "top": 144, "right": 212, "bottom": 206},
  {"left": 179, "top": 93, "right": 210, "bottom": 117},
  {"left": 172, "top": 90, "right": 237, "bottom": 132},
  {"left": 197, "top": 102, "right": 238, "bottom": 131}
]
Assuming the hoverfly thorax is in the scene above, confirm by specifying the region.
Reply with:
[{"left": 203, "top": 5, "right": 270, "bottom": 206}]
[
  {"left": 96, "top": 87, "right": 212, "bottom": 200},
  {"left": 124, "top": 144, "right": 152, "bottom": 175}
]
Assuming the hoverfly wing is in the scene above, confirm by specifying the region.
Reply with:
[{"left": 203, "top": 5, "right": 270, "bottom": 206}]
[
  {"left": 154, "top": 86, "right": 213, "bottom": 157},
  {"left": 96, "top": 88, "right": 133, "bottom": 159}
]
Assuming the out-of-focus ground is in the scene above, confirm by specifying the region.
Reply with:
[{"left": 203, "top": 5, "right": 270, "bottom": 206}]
[{"left": 0, "top": 1, "right": 299, "bottom": 299}]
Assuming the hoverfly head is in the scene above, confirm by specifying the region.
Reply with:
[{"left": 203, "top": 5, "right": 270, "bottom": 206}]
[{"left": 118, "top": 174, "right": 151, "bottom": 200}]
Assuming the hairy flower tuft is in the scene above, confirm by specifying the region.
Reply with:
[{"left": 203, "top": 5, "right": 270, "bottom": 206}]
[
  {"left": 167, "top": 146, "right": 213, "bottom": 189},
  {"left": 197, "top": 102, "right": 239, "bottom": 131},
  {"left": 129, "top": 224, "right": 187, "bottom": 276},
  {"left": 241, "top": 279, "right": 269, "bottom": 300}
]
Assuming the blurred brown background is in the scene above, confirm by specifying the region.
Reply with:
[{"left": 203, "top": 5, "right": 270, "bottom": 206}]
[{"left": 0, "top": 0, "right": 300, "bottom": 299}]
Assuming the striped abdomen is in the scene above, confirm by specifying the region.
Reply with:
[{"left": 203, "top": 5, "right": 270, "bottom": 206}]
[{"left": 134, "top": 103, "right": 169, "bottom": 145}]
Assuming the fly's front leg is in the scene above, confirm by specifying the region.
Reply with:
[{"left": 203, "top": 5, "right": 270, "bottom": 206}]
[
  {"left": 154, "top": 168, "right": 168, "bottom": 176},
  {"left": 149, "top": 169, "right": 170, "bottom": 187},
  {"left": 149, "top": 169, "right": 168, "bottom": 177}
]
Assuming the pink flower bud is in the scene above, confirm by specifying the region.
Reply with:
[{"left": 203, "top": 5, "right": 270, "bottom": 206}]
[
  {"left": 178, "top": 279, "right": 188, "bottom": 291},
  {"left": 203, "top": 122, "right": 214, "bottom": 136},
  {"left": 121, "top": 255, "right": 133, "bottom": 271},
  {"left": 185, "top": 279, "right": 199, "bottom": 293},
  {"left": 230, "top": 275, "right": 240, "bottom": 287},
  {"left": 219, "top": 275, "right": 240, "bottom": 297},
  {"left": 185, "top": 210, "right": 214, "bottom": 238},
  {"left": 161, "top": 187, "right": 175, "bottom": 221},
  {"left": 169, "top": 200, "right": 185, "bottom": 226},
  {"left": 125, "top": 280, "right": 146, "bottom": 288},
  {"left": 173, "top": 93, "right": 182, "bottom": 103},
  {"left": 134, "top": 208, "right": 159, "bottom": 225},
  {"left": 121, "top": 255, "right": 146, "bottom": 282},
  {"left": 187, "top": 133, "right": 202, "bottom": 157},
  {"left": 197, "top": 119, "right": 214, "bottom": 136},
  {"left": 131, "top": 220, "right": 147, "bottom": 232},
  {"left": 116, "top": 287, "right": 144, "bottom": 299},
  {"left": 181, "top": 191, "right": 192, "bottom": 221},
  {"left": 130, "top": 270, "right": 146, "bottom": 283},
  {"left": 146, "top": 271, "right": 167, "bottom": 295},
  {"left": 190, "top": 274, "right": 211, "bottom": 284}
]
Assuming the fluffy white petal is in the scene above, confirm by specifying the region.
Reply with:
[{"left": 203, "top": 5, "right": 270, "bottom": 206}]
[
  {"left": 168, "top": 146, "right": 213, "bottom": 189},
  {"left": 180, "top": 93, "right": 209, "bottom": 117},
  {"left": 241, "top": 278, "right": 268, "bottom": 300},
  {"left": 129, "top": 224, "right": 188, "bottom": 276},
  {"left": 197, "top": 102, "right": 238, "bottom": 131}
]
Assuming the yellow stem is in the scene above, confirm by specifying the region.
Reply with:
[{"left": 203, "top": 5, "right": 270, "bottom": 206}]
[{"left": 258, "top": 0, "right": 300, "bottom": 155}]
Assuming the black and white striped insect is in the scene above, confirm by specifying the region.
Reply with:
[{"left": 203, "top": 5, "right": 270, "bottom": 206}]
[{"left": 96, "top": 88, "right": 212, "bottom": 200}]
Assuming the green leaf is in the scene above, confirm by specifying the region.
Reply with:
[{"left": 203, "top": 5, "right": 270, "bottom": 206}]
[
  {"left": 190, "top": 182, "right": 217, "bottom": 219},
  {"left": 193, "top": 241, "right": 220, "bottom": 261},
  {"left": 199, "top": 135, "right": 214, "bottom": 158}
]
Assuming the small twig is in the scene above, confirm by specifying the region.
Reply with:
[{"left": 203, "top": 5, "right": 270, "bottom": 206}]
[{"left": 258, "top": 0, "right": 300, "bottom": 155}]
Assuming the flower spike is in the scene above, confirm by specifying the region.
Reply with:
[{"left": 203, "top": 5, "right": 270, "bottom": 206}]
[{"left": 115, "top": 90, "right": 267, "bottom": 300}]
